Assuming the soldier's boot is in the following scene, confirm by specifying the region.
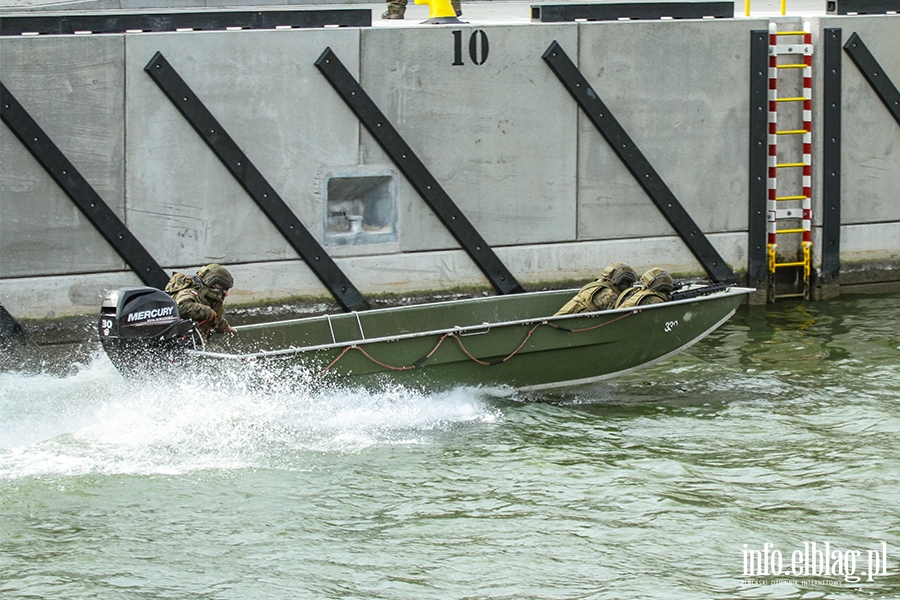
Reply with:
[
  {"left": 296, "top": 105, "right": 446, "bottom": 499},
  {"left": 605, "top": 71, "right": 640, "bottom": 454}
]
[
  {"left": 451, "top": 0, "right": 462, "bottom": 15},
  {"left": 381, "top": 0, "right": 406, "bottom": 18}
]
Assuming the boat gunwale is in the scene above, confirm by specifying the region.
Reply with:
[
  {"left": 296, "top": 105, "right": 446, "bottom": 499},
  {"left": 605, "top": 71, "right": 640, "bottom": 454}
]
[
  {"left": 191, "top": 286, "right": 753, "bottom": 362},
  {"left": 233, "top": 286, "right": 579, "bottom": 332}
]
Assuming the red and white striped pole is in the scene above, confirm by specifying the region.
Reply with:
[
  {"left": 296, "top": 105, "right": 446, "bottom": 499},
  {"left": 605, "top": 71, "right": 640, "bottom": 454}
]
[
  {"left": 801, "top": 22, "right": 812, "bottom": 250},
  {"left": 767, "top": 22, "right": 779, "bottom": 273}
]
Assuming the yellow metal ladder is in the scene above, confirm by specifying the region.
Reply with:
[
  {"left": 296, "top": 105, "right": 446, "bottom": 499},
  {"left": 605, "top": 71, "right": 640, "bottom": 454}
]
[{"left": 766, "top": 22, "right": 813, "bottom": 302}]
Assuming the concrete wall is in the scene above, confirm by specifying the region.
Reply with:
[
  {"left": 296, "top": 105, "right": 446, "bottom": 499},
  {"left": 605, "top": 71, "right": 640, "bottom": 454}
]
[
  {"left": 126, "top": 27, "right": 362, "bottom": 267},
  {"left": 1, "top": 35, "right": 127, "bottom": 277},
  {"left": 819, "top": 16, "right": 900, "bottom": 280},
  {"left": 574, "top": 17, "right": 757, "bottom": 284},
  {"left": 2, "top": 14, "right": 899, "bottom": 318}
]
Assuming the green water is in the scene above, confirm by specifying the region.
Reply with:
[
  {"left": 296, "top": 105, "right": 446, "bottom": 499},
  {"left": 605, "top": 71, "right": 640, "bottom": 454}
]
[{"left": 1, "top": 294, "right": 899, "bottom": 599}]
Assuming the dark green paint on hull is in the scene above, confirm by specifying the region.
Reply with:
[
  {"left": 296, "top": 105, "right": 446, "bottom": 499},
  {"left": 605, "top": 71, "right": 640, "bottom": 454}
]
[{"left": 195, "top": 287, "right": 752, "bottom": 392}]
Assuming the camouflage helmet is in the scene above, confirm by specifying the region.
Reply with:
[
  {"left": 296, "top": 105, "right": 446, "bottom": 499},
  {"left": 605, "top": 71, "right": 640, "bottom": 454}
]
[
  {"left": 599, "top": 262, "right": 622, "bottom": 281},
  {"left": 197, "top": 264, "right": 233, "bottom": 290},
  {"left": 640, "top": 268, "right": 674, "bottom": 294},
  {"left": 609, "top": 263, "right": 637, "bottom": 288}
]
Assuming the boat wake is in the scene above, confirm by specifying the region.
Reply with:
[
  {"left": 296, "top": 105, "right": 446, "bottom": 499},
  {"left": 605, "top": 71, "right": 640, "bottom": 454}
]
[{"left": 0, "top": 352, "right": 501, "bottom": 479}]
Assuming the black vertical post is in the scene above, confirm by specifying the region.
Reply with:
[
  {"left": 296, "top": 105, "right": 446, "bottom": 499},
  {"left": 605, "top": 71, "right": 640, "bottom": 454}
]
[
  {"left": 748, "top": 30, "right": 770, "bottom": 290},
  {"left": 821, "top": 28, "right": 842, "bottom": 285}
]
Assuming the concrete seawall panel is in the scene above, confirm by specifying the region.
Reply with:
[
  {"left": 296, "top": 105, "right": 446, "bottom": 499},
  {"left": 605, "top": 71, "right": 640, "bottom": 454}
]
[
  {"left": 575, "top": 18, "right": 763, "bottom": 245},
  {"left": 819, "top": 17, "right": 900, "bottom": 271},
  {"left": 1, "top": 35, "right": 127, "bottom": 277},
  {"left": 125, "top": 27, "right": 362, "bottom": 266},
  {"left": 358, "top": 24, "right": 579, "bottom": 251},
  {"left": 824, "top": 17, "right": 899, "bottom": 226}
]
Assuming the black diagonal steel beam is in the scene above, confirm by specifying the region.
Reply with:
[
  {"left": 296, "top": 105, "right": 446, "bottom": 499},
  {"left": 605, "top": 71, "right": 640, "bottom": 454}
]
[
  {"left": 1, "top": 81, "right": 169, "bottom": 289},
  {"left": 748, "top": 30, "right": 769, "bottom": 290},
  {"left": 844, "top": 32, "right": 900, "bottom": 127},
  {"left": 144, "top": 51, "right": 369, "bottom": 312},
  {"left": 542, "top": 41, "right": 736, "bottom": 284},
  {"left": 315, "top": 47, "right": 524, "bottom": 296},
  {"left": 822, "top": 28, "right": 843, "bottom": 284},
  {"left": 1, "top": 303, "right": 29, "bottom": 347}
]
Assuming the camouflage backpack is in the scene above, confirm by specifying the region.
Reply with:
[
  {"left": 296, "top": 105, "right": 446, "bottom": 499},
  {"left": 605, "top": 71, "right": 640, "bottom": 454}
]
[{"left": 164, "top": 272, "right": 201, "bottom": 297}]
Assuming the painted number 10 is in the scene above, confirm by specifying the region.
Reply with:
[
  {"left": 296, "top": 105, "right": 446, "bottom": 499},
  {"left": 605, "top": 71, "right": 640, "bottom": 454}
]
[{"left": 452, "top": 30, "right": 489, "bottom": 66}]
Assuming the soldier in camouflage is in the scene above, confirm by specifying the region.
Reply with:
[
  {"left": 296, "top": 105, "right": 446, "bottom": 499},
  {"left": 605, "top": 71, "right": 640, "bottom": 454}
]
[
  {"left": 382, "top": 0, "right": 461, "bottom": 19},
  {"left": 615, "top": 268, "right": 674, "bottom": 308},
  {"left": 164, "top": 264, "right": 236, "bottom": 338},
  {"left": 555, "top": 262, "right": 638, "bottom": 316}
]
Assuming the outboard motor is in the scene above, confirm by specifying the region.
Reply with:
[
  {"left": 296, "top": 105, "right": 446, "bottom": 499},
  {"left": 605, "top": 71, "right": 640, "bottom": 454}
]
[{"left": 99, "top": 286, "right": 200, "bottom": 376}]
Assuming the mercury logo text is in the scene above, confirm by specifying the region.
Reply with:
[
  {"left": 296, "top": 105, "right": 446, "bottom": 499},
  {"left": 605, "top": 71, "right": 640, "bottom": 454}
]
[{"left": 127, "top": 306, "right": 175, "bottom": 322}]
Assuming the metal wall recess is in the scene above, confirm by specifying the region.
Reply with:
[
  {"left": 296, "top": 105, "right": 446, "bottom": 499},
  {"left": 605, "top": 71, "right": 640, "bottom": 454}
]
[
  {"left": 542, "top": 41, "right": 737, "bottom": 284},
  {"left": 0, "top": 9, "right": 370, "bottom": 36},
  {"left": 531, "top": 2, "right": 732, "bottom": 22},
  {"left": 324, "top": 172, "right": 398, "bottom": 247},
  {"left": 843, "top": 32, "right": 900, "bottom": 127},
  {"left": 315, "top": 47, "right": 525, "bottom": 296},
  {"left": 144, "top": 51, "right": 370, "bottom": 312},
  {"left": 1, "top": 81, "right": 169, "bottom": 289}
]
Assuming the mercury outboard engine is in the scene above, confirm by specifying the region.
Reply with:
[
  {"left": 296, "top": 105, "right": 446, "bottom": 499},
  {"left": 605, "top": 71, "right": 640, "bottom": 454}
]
[{"left": 99, "top": 286, "right": 200, "bottom": 376}]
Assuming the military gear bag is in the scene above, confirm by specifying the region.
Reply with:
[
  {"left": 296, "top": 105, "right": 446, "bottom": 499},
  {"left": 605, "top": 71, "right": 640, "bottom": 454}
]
[
  {"left": 618, "top": 288, "right": 668, "bottom": 308},
  {"left": 164, "top": 272, "right": 202, "bottom": 297},
  {"left": 555, "top": 279, "right": 615, "bottom": 315}
]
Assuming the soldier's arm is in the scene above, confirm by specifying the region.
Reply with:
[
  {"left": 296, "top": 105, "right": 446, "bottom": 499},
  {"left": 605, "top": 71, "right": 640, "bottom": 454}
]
[
  {"left": 210, "top": 301, "right": 236, "bottom": 334},
  {"left": 175, "top": 290, "right": 215, "bottom": 323},
  {"left": 215, "top": 318, "right": 237, "bottom": 334},
  {"left": 213, "top": 313, "right": 236, "bottom": 334}
]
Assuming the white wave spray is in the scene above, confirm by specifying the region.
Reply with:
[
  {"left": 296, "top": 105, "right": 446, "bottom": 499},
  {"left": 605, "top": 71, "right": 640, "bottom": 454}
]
[{"left": 0, "top": 352, "right": 501, "bottom": 479}]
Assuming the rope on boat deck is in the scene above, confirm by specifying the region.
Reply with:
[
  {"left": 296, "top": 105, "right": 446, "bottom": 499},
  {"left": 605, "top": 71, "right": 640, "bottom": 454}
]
[
  {"left": 545, "top": 310, "right": 632, "bottom": 333},
  {"left": 316, "top": 333, "right": 452, "bottom": 376},
  {"left": 452, "top": 322, "right": 542, "bottom": 366},
  {"left": 315, "top": 311, "right": 632, "bottom": 377},
  {"left": 354, "top": 333, "right": 451, "bottom": 371}
]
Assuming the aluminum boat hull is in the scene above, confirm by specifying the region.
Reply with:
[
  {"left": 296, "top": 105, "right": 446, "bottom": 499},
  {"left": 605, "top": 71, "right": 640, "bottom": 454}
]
[{"left": 192, "top": 286, "right": 752, "bottom": 391}]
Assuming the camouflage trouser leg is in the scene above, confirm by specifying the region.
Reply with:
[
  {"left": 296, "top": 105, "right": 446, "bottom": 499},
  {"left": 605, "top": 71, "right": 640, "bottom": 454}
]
[{"left": 385, "top": 0, "right": 407, "bottom": 16}]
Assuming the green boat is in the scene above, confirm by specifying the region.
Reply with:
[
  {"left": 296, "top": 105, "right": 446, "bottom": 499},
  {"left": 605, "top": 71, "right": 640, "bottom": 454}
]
[{"left": 100, "top": 283, "right": 752, "bottom": 391}]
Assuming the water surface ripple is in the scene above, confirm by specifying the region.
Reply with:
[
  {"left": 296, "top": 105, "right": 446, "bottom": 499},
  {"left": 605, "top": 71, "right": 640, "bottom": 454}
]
[{"left": 1, "top": 294, "right": 899, "bottom": 599}]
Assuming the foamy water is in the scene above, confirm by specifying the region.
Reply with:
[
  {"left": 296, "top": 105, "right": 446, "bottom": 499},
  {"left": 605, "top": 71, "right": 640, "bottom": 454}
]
[
  {"left": 2, "top": 295, "right": 899, "bottom": 599},
  {"left": 1, "top": 352, "right": 503, "bottom": 478}
]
